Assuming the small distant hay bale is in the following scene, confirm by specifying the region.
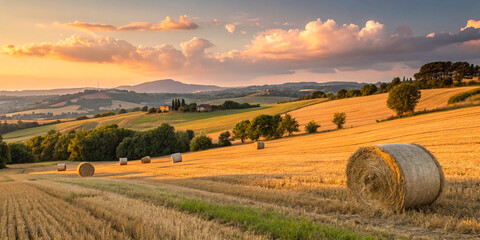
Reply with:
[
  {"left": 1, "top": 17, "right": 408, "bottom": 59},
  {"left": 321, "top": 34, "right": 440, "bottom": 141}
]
[
  {"left": 346, "top": 144, "right": 444, "bottom": 211},
  {"left": 171, "top": 153, "right": 182, "bottom": 163},
  {"left": 119, "top": 158, "right": 128, "bottom": 165},
  {"left": 77, "top": 162, "right": 95, "bottom": 177},
  {"left": 255, "top": 141, "right": 265, "bottom": 149},
  {"left": 57, "top": 163, "right": 66, "bottom": 171},
  {"left": 141, "top": 156, "right": 151, "bottom": 164}
]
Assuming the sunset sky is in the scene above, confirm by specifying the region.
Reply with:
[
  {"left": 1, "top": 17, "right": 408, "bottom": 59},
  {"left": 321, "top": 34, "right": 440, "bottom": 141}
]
[{"left": 1, "top": 0, "right": 480, "bottom": 90}]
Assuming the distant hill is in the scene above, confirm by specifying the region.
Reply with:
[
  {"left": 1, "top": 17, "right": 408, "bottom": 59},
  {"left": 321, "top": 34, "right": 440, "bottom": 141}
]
[
  {"left": 0, "top": 88, "right": 95, "bottom": 96},
  {"left": 117, "top": 79, "right": 225, "bottom": 93}
]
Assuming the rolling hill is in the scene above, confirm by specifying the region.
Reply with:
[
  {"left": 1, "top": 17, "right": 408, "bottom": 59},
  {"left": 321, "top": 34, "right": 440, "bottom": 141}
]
[
  {"left": 3, "top": 86, "right": 476, "bottom": 143},
  {"left": 5, "top": 89, "right": 479, "bottom": 239}
]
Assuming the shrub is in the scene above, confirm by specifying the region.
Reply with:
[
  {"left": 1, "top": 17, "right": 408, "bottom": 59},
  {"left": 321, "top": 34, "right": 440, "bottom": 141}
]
[
  {"left": 218, "top": 131, "right": 232, "bottom": 147},
  {"left": 233, "top": 120, "right": 250, "bottom": 143},
  {"left": 118, "top": 109, "right": 127, "bottom": 114},
  {"left": 141, "top": 106, "right": 149, "bottom": 111},
  {"left": 190, "top": 134, "right": 213, "bottom": 151},
  {"left": 76, "top": 115, "right": 89, "bottom": 120},
  {"left": 175, "top": 131, "right": 192, "bottom": 152},
  {"left": 186, "top": 130, "right": 195, "bottom": 140},
  {"left": 0, "top": 141, "right": 10, "bottom": 168},
  {"left": 332, "top": 112, "right": 346, "bottom": 129},
  {"left": 387, "top": 82, "right": 421, "bottom": 116},
  {"left": 278, "top": 113, "right": 299, "bottom": 136},
  {"left": 305, "top": 120, "right": 321, "bottom": 134},
  {"left": 148, "top": 107, "right": 157, "bottom": 114},
  {"left": 447, "top": 87, "right": 480, "bottom": 104},
  {"left": 8, "top": 142, "right": 35, "bottom": 164}
]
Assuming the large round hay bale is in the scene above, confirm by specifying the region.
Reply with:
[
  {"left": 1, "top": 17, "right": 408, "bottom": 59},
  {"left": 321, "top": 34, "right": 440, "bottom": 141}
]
[
  {"left": 346, "top": 144, "right": 444, "bottom": 211},
  {"left": 171, "top": 153, "right": 182, "bottom": 163},
  {"left": 77, "top": 162, "right": 95, "bottom": 177},
  {"left": 119, "top": 158, "right": 128, "bottom": 165},
  {"left": 141, "top": 156, "right": 151, "bottom": 164},
  {"left": 255, "top": 141, "right": 264, "bottom": 149},
  {"left": 57, "top": 163, "right": 66, "bottom": 171}
]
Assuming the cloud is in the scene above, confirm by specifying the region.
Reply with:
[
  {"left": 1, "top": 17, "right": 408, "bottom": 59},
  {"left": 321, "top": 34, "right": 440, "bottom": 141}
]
[
  {"left": 59, "top": 15, "right": 198, "bottom": 32},
  {"left": 461, "top": 19, "right": 480, "bottom": 31},
  {"left": 225, "top": 24, "right": 236, "bottom": 33},
  {"left": 3, "top": 19, "right": 480, "bottom": 83}
]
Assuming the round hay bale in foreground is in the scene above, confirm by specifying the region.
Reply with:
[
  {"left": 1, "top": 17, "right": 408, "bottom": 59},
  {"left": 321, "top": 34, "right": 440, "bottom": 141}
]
[
  {"left": 141, "top": 156, "right": 151, "bottom": 164},
  {"left": 57, "top": 163, "right": 66, "bottom": 171},
  {"left": 255, "top": 141, "right": 264, "bottom": 149},
  {"left": 77, "top": 162, "right": 95, "bottom": 177},
  {"left": 119, "top": 158, "right": 128, "bottom": 165},
  {"left": 346, "top": 144, "right": 444, "bottom": 211},
  {"left": 171, "top": 153, "right": 182, "bottom": 163}
]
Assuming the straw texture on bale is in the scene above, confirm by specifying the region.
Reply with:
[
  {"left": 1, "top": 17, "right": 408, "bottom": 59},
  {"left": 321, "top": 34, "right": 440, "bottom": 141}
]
[
  {"left": 57, "top": 163, "right": 66, "bottom": 171},
  {"left": 77, "top": 162, "right": 95, "bottom": 177},
  {"left": 346, "top": 144, "right": 444, "bottom": 211},
  {"left": 255, "top": 141, "right": 265, "bottom": 149},
  {"left": 141, "top": 156, "right": 151, "bottom": 164},
  {"left": 119, "top": 158, "right": 128, "bottom": 165},
  {"left": 171, "top": 153, "right": 182, "bottom": 163}
]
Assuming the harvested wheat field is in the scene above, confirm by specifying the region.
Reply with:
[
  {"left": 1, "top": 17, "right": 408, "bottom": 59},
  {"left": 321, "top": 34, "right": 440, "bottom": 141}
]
[
  {"left": 0, "top": 103, "right": 476, "bottom": 239},
  {"left": 289, "top": 86, "right": 478, "bottom": 130}
]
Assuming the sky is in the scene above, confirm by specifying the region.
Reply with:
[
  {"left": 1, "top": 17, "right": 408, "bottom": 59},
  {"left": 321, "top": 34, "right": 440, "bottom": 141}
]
[{"left": 1, "top": 0, "right": 480, "bottom": 90}]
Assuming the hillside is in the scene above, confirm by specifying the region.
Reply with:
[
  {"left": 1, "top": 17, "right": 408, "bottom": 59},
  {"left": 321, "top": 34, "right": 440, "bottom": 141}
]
[
  {"left": 117, "top": 79, "right": 225, "bottom": 93},
  {"left": 3, "top": 99, "right": 323, "bottom": 142},
  {"left": 289, "top": 86, "right": 479, "bottom": 130},
  {"left": 6, "top": 101, "right": 480, "bottom": 239},
  {"left": 3, "top": 87, "right": 475, "bottom": 143}
]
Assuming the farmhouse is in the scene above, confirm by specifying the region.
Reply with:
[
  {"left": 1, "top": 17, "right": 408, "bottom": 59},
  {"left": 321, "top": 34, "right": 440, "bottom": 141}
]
[
  {"left": 196, "top": 104, "right": 212, "bottom": 112},
  {"left": 159, "top": 105, "right": 171, "bottom": 111}
]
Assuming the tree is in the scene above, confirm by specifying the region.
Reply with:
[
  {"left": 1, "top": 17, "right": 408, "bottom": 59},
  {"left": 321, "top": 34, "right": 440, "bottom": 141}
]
[
  {"left": 117, "top": 109, "right": 127, "bottom": 114},
  {"left": 336, "top": 89, "right": 347, "bottom": 99},
  {"left": 387, "top": 82, "right": 421, "bottom": 116},
  {"left": 53, "top": 130, "right": 76, "bottom": 160},
  {"left": 186, "top": 130, "right": 195, "bottom": 141},
  {"left": 181, "top": 99, "right": 186, "bottom": 106},
  {"left": 247, "top": 115, "right": 282, "bottom": 140},
  {"left": 25, "top": 135, "right": 45, "bottom": 161},
  {"left": 346, "top": 89, "right": 361, "bottom": 98},
  {"left": 40, "top": 130, "right": 60, "bottom": 161},
  {"left": 0, "top": 141, "right": 10, "bottom": 169},
  {"left": 217, "top": 131, "right": 232, "bottom": 147},
  {"left": 305, "top": 120, "right": 321, "bottom": 134},
  {"left": 148, "top": 107, "right": 156, "bottom": 114},
  {"left": 8, "top": 142, "right": 35, "bottom": 164},
  {"left": 278, "top": 113, "right": 299, "bottom": 136},
  {"left": 311, "top": 91, "right": 325, "bottom": 99},
  {"left": 379, "top": 83, "right": 389, "bottom": 93},
  {"left": 172, "top": 100, "right": 175, "bottom": 110},
  {"left": 232, "top": 120, "right": 250, "bottom": 143},
  {"left": 190, "top": 134, "right": 213, "bottom": 151},
  {"left": 361, "top": 84, "right": 378, "bottom": 96},
  {"left": 332, "top": 112, "right": 346, "bottom": 129},
  {"left": 142, "top": 105, "right": 148, "bottom": 111}
]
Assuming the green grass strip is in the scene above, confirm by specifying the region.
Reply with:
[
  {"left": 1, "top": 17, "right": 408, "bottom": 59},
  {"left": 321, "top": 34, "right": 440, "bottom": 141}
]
[
  {"left": 447, "top": 87, "right": 480, "bottom": 104},
  {"left": 48, "top": 177, "right": 389, "bottom": 240}
]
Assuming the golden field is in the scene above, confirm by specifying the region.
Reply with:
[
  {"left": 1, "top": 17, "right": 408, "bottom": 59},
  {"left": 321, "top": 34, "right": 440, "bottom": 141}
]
[{"left": 1, "top": 87, "right": 479, "bottom": 239}]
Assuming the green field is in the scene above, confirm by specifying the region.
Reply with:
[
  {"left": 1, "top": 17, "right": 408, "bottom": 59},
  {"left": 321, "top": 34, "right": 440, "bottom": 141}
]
[{"left": 3, "top": 99, "right": 322, "bottom": 142}]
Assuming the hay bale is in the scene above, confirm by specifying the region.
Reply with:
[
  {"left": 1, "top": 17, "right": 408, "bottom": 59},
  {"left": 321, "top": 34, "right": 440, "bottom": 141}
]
[
  {"left": 255, "top": 141, "right": 265, "bottom": 149},
  {"left": 141, "top": 156, "right": 151, "bottom": 164},
  {"left": 171, "top": 153, "right": 182, "bottom": 163},
  {"left": 346, "top": 144, "right": 444, "bottom": 211},
  {"left": 77, "top": 162, "right": 95, "bottom": 177},
  {"left": 57, "top": 163, "right": 66, "bottom": 171},
  {"left": 119, "top": 158, "right": 128, "bottom": 165}
]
